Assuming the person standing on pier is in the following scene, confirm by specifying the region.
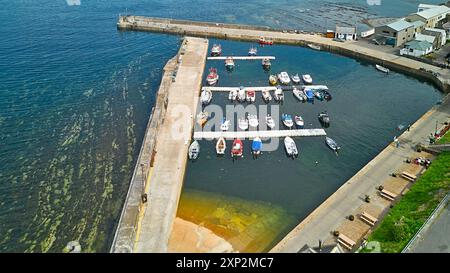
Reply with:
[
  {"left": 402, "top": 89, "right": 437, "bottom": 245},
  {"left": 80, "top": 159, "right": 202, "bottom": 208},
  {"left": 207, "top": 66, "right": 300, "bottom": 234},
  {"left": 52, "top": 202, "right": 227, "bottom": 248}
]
[{"left": 394, "top": 136, "right": 399, "bottom": 148}]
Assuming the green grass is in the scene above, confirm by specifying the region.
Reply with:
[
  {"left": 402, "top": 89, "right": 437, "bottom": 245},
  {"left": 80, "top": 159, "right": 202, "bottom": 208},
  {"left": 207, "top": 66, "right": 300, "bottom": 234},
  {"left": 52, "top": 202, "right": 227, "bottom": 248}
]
[
  {"left": 437, "top": 131, "right": 450, "bottom": 144},
  {"left": 362, "top": 152, "right": 450, "bottom": 253}
]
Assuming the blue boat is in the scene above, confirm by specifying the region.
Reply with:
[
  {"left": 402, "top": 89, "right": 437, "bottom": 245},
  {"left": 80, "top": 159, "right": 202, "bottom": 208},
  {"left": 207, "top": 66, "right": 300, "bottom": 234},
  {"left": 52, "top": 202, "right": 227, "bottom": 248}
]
[
  {"left": 251, "top": 137, "right": 262, "bottom": 157},
  {"left": 282, "top": 114, "right": 294, "bottom": 128},
  {"left": 304, "top": 89, "right": 314, "bottom": 102}
]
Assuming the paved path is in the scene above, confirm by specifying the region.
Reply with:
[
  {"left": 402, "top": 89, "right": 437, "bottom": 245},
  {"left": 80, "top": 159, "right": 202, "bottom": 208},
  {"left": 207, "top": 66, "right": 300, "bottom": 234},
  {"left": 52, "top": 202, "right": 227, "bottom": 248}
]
[
  {"left": 134, "top": 37, "right": 208, "bottom": 253},
  {"left": 271, "top": 95, "right": 450, "bottom": 253}
]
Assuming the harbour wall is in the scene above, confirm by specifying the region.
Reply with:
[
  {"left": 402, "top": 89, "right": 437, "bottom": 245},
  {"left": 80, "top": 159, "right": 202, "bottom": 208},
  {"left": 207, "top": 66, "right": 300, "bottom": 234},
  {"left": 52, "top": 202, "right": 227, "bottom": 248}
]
[{"left": 117, "top": 16, "right": 450, "bottom": 93}]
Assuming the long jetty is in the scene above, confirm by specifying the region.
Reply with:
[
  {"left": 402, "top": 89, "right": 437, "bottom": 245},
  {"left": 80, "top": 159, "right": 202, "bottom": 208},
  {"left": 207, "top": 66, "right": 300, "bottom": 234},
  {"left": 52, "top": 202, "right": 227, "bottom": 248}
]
[
  {"left": 111, "top": 37, "right": 208, "bottom": 253},
  {"left": 117, "top": 15, "right": 450, "bottom": 93},
  {"left": 193, "top": 129, "right": 326, "bottom": 140},
  {"left": 202, "top": 85, "right": 329, "bottom": 92}
]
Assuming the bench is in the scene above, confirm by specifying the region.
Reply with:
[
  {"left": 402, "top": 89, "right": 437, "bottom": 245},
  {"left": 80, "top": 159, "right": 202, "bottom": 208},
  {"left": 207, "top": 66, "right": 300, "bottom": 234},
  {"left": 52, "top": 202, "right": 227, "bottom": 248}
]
[
  {"left": 401, "top": 171, "right": 417, "bottom": 182},
  {"left": 360, "top": 212, "right": 378, "bottom": 227},
  {"left": 337, "top": 233, "right": 356, "bottom": 250},
  {"left": 379, "top": 189, "right": 397, "bottom": 201}
]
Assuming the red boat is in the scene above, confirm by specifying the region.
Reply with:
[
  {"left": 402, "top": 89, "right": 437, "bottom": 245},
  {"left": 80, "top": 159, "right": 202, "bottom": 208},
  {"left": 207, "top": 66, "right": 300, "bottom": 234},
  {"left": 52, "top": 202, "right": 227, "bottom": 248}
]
[
  {"left": 210, "top": 44, "right": 222, "bottom": 56},
  {"left": 258, "top": 36, "right": 273, "bottom": 45},
  {"left": 231, "top": 139, "right": 243, "bottom": 158},
  {"left": 206, "top": 68, "right": 219, "bottom": 85}
]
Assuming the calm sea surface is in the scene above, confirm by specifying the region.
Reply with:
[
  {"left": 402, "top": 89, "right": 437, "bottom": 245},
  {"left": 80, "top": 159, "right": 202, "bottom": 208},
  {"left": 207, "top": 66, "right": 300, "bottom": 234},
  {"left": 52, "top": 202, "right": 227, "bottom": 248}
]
[{"left": 0, "top": 0, "right": 443, "bottom": 252}]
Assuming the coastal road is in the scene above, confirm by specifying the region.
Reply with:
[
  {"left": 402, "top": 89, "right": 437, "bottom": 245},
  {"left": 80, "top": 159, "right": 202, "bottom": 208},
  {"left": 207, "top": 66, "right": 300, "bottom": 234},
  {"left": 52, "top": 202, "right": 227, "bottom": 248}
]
[{"left": 271, "top": 95, "right": 450, "bottom": 253}]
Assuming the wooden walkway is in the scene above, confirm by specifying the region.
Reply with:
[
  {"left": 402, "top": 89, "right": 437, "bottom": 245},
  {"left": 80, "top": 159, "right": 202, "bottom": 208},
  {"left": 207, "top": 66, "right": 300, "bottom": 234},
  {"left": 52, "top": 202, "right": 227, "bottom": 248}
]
[
  {"left": 201, "top": 85, "right": 329, "bottom": 92},
  {"left": 207, "top": 56, "right": 276, "bottom": 60},
  {"left": 193, "top": 129, "right": 326, "bottom": 140}
]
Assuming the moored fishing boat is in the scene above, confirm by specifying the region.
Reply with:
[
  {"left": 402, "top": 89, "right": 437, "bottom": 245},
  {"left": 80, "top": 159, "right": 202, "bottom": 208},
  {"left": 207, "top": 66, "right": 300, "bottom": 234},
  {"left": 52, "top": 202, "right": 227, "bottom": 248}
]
[
  {"left": 258, "top": 36, "right": 273, "bottom": 45},
  {"left": 248, "top": 114, "right": 259, "bottom": 128},
  {"left": 262, "top": 58, "right": 271, "bottom": 70},
  {"left": 314, "top": 90, "right": 324, "bottom": 101},
  {"left": 325, "top": 137, "right": 340, "bottom": 152},
  {"left": 268, "top": 74, "right": 277, "bottom": 86},
  {"left": 246, "top": 89, "right": 256, "bottom": 103},
  {"left": 231, "top": 139, "right": 244, "bottom": 158},
  {"left": 262, "top": 90, "right": 272, "bottom": 103},
  {"left": 188, "top": 140, "right": 200, "bottom": 160},
  {"left": 318, "top": 111, "right": 330, "bottom": 126},
  {"left": 200, "top": 89, "right": 212, "bottom": 105},
  {"left": 322, "top": 90, "right": 332, "bottom": 101},
  {"left": 210, "top": 44, "right": 222, "bottom": 56},
  {"left": 238, "top": 86, "right": 246, "bottom": 102},
  {"left": 291, "top": 73, "right": 301, "bottom": 84},
  {"left": 307, "top": 44, "right": 321, "bottom": 51},
  {"left": 375, "top": 64, "right": 389, "bottom": 73},
  {"left": 265, "top": 114, "right": 275, "bottom": 129},
  {"left": 294, "top": 115, "right": 304, "bottom": 128},
  {"left": 282, "top": 114, "right": 294, "bottom": 129},
  {"left": 284, "top": 137, "right": 298, "bottom": 158},
  {"left": 206, "top": 68, "right": 219, "bottom": 86},
  {"left": 251, "top": 137, "right": 262, "bottom": 157},
  {"left": 238, "top": 118, "right": 249, "bottom": 131},
  {"left": 304, "top": 88, "right": 314, "bottom": 102},
  {"left": 216, "top": 137, "right": 226, "bottom": 155},
  {"left": 228, "top": 89, "right": 238, "bottom": 101},
  {"left": 274, "top": 86, "right": 284, "bottom": 102},
  {"left": 196, "top": 111, "right": 209, "bottom": 127},
  {"left": 248, "top": 47, "right": 258, "bottom": 56},
  {"left": 220, "top": 118, "right": 230, "bottom": 131},
  {"left": 293, "top": 87, "right": 306, "bottom": 102},
  {"left": 302, "top": 74, "right": 313, "bottom": 84},
  {"left": 278, "top": 72, "right": 291, "bottom": 85},
  {"left": 225, "top": 57, "right": 235, "bottom": 70}
]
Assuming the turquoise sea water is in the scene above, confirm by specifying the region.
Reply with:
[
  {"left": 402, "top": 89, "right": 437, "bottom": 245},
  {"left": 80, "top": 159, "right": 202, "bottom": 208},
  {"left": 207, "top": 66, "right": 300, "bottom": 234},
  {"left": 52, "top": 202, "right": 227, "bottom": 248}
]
[{"left": 0, "top": 0, "right": 443, "bottom": 252}]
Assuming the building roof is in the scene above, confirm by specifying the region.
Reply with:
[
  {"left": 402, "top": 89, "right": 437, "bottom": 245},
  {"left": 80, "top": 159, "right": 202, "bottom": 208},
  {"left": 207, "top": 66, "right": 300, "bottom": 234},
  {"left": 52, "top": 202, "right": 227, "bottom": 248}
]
[
  {"left": 336, "top": 26, "right": 356, "bottom": 34},
  {"left": 415, "top": 33, "right": 436, "bottom": 44},
  {"left": 405, "top": 40, "right": 433, "bottom": 51},
  {"left": 386, "top": 19, "right": 414, "bottom": 32},
  {"left": 424, "top": 27, "right": 446, "bottom": 35},
  {"left": 418, "top": 4, "right": 440, "bottom": 12},
  {"left": 410, "top": 20, "right": 425, "bottom": 29},
  {"left": 414, "top": 6, "right": 450, "bottom": 20}
]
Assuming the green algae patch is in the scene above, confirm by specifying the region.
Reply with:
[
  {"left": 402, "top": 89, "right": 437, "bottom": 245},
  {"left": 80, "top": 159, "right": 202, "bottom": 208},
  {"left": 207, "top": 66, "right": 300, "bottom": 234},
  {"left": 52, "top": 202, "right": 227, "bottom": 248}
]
[{"left": 176, "top": 190, "right": 296, "bottom": 253}]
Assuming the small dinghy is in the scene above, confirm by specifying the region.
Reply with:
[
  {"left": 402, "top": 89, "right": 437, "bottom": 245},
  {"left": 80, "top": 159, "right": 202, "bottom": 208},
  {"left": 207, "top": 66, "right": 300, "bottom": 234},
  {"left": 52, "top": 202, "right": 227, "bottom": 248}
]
[
  {"left": 314, "top": 90, "right": 324, "bottom": 101},
  {"left": 238, "top": 86, "right": 246, "bottom": 102},
  {"left": 210, "top": 44, "right": 222, "bottom": 56},
  {"left": 238, "top": 118, "right": 249, "bottom": 131},
  {"left": 246, "top": 89, "right": 256, "bottom": 103},
  {"left": 265, "top": 114, "right": 276, "bottom": 129},
  {"left": 278, "top": 72, "right": 291, "bottom": 85},
  {"left": 206, "top": 68, "right": 219, "bottom": 86},
  {"left": 188, "top": 140, "right": 200, "bottom": 160},
  {"left": 302, "top": 74, "right": 313, "bottom": 84},
  {"left": 304, "top": 89, "right": 314, "bottom": 102},
  {"left": 262, "top": 58, "right": 271, "bottom": 70},
  {"left": 248, "top": 114, "right": 259, "bottom": 128},
  {"left": 251, "top": 137, "right": 262, "bottom": 157},
  {"left": 274, "top": 86, "right": 284, "bottom": 102},
  {"left": 322, "top": 90, "right": 332, "bottom": 101},
  {"left": 231, "top": 139, "right": 243, "bottom": 158},
  {"left": 307, "top": 44, "right": 321, "bottom": 51},
  {"left": 284, "top": 137, "right": 298, "bottom": 158},
  {"left": 268, "top": 74, "right": 277, "bottom": 86},
  {"left": 293, "top": 87, "right": 306, "bottom": 102},
  {"left": 325, "top": 137, "right": 340, "bottom": 152},
  {"left": 262, "top": 90, "right": 272, "bottom": 103},
  {"left": 220, "top": 118, "right": 230, "bottom": 131},
  {"left": 228, "top": 89, "right": 238, "bottom": 101},
  {"left": 216, "top": 137, "right": 226, "bottom": 155},
  {"left": 225, "top": 57, "right": 235, "bottom": 70},
  {"left": 318, "top": 111, "right": 330, "bottom": 126},
  {"left": 196, "top": 111, "right": 209, "bottom": 127},
  {"left": 294, "top": 115, "right": 304, "bottom": 128},
  {"left": 248, "top": 47, "right": 258, "bottom": 56},
  {"left": 291, "top": 74, "right": 301, "bottom": 84},
  {"left": 375, "top": 64, "right": 389, "bottom": 74},
  {"left": 201, "top": 89, "right": 212, "bottom": 105},
  {"left": 282, "top": 114, "right": 294, "bottom": 129}
]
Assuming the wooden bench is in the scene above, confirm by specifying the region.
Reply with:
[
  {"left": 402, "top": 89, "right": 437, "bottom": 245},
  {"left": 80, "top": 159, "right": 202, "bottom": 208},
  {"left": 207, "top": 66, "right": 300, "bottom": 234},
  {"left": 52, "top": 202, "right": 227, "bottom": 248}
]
[
  {"left": 360, "top": 212, "right": 378, "bottom": 227},
  {"left": 337, "top": 233, "right": 356, "bottom": 250},
  {"left": 401, "top": 171, "right": 417, "bottom": 182},
  {"left": 379, "top": 189, "right": 397, "bottom": 201}
]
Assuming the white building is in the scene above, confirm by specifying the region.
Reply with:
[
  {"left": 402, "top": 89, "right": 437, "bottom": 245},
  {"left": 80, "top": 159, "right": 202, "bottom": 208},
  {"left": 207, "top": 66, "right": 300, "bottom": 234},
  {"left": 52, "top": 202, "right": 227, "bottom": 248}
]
[
  {"left": 415, "top": 33, "right": 437, "bottom": 47},
  {"left": 335, "top": 26, "right": 357, "bottom": 41},
  {"left": 417, "top": 4, "right": 441, "bottom": 12},
  {"left": 424, "top": 27, "right": 447, "bottom": 46},
  {"left": 406, "top": 6, "right": 450, "bottom": 28},
  {"left": 400, "top": 40, "right": 434, "bottom": 57}
]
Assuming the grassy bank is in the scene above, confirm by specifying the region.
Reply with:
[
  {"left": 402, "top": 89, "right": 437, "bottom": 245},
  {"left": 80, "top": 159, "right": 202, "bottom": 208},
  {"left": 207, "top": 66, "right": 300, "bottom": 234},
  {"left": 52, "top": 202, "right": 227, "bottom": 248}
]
[
  {"left": 437, "top": 131, "right": 450, "bottom": 144},
  {"left": 363, "top": 152, "right": 450, "bottom": 253}
]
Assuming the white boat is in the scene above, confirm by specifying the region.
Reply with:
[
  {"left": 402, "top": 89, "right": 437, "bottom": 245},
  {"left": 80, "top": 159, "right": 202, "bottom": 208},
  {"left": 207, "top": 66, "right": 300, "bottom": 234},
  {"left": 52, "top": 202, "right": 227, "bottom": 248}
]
[
  {"left": 262, "top": 58, "right": 272, "bottom": 70},
  {"left": 238, "top": 118, "right": 249, "bottom": 131},
  {"left": 262, "top": 90, "right": 272, "bottom": 103},
  {"left": 282, "top": 114, "right": 294, "bottom": 128},
  {"left": 291, "top": 74, "right": 301, "bottom": 84},
  {"left": 307, "top": 44, "right": 321, "bottom": 51},
  {"left": 196, "top": 111, "right": 209, "bottom": 127},
  {"left": 210, "top": 44, "right": 222, "bottom": 56},
  {"left": 216, "top": 137, "right": 226, "bottom": 155},
  {"left": 238, "top": 87, "right": 246, "bottom": 102},
  {"left": 284, "top": 137, "right": 298, "bottom": 158},
  {"left": 248, "top": 114, "right": 259, "bottom": 128},
  {"left": 200, "top": 89, "right": 212, "bottom": 105},
  {"left": 248, "top": 47, "right": 258, "bottom": 56},
  {"left": 294, "top": 115, "right": 304, "bottom": 128},
  {"left": 188, "top": 140, "right": 200, "bottom": 160},
  {"left": 375, "top": 64, "right": 389, "bottom": 73},
  {"left": 278, "top": 72, "right": 291, "bottom": 85},
  {"left": 220, "top": 118, "right": 230, "bottom": 131},
  {"left": 293, "top": 87, "right": 306, "bottom": 102},
  {"left": 246, "top": 89, "right": 256, "bottom": 103},
  {"left": 302, "top": 74, "right": 313, "bottom": 84},
  {"left": 206, "top": 68, "right": 219, "bottom": 85},
  {"left": 274, "top": 86, "right": 284, "bottom": 102},
  {"left": 265, "top": 114, "right": 276, "bottom": 129},
  {"left": 228, "top": 89, "right": 238, "bottom": 101},
  {"left": 325, "top": 137, "right": 340, "bottom": 152},
  {"left": 225, "top": 57, "right": 235, "bottom": 70}
]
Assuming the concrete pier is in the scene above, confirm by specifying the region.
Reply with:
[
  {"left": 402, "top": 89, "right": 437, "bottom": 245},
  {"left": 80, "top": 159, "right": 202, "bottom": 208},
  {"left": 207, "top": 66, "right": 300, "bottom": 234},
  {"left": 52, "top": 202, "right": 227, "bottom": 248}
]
[
  {"left": 111, "top": 37, "right": 208, "bottom": 253},
  {"left": 117, "top": 16, "right": 450, "bottom": 93}
]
